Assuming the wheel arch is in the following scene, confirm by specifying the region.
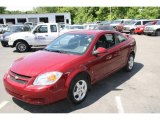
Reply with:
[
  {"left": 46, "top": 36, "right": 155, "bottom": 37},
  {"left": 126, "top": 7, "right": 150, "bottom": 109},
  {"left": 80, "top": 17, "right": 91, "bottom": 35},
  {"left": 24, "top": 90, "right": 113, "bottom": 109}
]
[
  {"left": 130, "top": 51, "right": 135, "bottom": 58},
  {"left": 13, "top": 39, "right": 29, "bottom": 47},
  {"left": 65, "top": 69, "right": 92, "bottom": 91}
]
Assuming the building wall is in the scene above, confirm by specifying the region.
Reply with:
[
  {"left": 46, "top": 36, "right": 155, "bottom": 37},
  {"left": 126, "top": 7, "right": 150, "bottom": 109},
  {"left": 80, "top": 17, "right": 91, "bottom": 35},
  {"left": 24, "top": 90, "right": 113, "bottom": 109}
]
[{"left": 0, "top": 13, "right": 71, "bottom": 24}]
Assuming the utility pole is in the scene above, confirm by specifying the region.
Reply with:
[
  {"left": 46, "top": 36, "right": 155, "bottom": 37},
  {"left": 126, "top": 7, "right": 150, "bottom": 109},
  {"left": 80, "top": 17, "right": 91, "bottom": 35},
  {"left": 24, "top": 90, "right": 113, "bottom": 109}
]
[{"left": 110, "top": 7, "right": 112, "bottom": 20}]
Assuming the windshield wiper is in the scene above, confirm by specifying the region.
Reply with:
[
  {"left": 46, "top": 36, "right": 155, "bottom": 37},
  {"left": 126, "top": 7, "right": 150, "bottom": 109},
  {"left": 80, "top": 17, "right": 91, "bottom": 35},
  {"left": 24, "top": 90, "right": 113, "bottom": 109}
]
[{"left": 43, "top": 49, "right": 67, "bottom": 53}]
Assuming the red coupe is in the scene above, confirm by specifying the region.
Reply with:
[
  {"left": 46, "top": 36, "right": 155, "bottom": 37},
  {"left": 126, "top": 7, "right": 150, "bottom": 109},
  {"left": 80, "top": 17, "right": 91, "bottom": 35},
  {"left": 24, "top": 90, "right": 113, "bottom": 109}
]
[{"left": 3, "top": 30, "right": 136, "bottom": 105}]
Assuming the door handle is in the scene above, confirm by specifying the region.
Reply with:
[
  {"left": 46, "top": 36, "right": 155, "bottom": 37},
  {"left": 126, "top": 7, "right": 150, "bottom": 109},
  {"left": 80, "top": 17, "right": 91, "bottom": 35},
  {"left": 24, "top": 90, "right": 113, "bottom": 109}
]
[
  {"left": 45, "top": 35, "right": 48, "bottom": 36},
  {"left": 106, "top": 55, "right": 112, "bottom": 60}
]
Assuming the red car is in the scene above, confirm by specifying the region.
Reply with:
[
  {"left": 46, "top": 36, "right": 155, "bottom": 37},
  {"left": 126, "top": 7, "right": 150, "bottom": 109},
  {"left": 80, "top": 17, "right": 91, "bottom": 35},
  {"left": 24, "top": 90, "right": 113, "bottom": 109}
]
[
  {"left": 115, "top": 20, "right": 133, "bottom": 32},
  {"left": 3, "top": 30, "right": 136, "bottom": 105},
  {"left": 134, "top": 21, "right": 158, "bottom": 35}
]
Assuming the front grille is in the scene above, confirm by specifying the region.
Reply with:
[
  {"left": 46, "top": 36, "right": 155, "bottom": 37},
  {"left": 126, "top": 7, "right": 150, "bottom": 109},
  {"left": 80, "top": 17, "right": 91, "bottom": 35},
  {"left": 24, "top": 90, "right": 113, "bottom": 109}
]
[
  {"left": 10, "top": 71, "right": 31, "bottom": 79},
  {"left": 9, "top": 70, "right": 32, "bottom": 84},
  {"left": 9, "top": 75, "right": 27, "bottom": 84}
]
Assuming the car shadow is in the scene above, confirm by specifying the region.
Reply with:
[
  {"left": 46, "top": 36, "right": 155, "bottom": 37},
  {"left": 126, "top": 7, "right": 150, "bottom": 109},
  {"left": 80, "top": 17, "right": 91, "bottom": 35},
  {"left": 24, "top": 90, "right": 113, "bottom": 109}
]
[
  {"left": 12, "top": 62, "right": 144, "bottom": 113},
  {"left": 13, "top": 47, "right": 44, "bottom": 53}
]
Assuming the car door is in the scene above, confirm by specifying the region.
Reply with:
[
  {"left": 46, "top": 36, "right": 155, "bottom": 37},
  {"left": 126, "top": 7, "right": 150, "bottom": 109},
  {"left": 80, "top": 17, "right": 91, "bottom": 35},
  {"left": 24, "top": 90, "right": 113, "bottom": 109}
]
[
  {"left": 33, "top": 24, "right": 49, "bottom": 45},
  {"left": 102, "top": 33, "right": 122, "bottom": 75},
  {"left": 89, "top": 34, "right": 111, "bottom": 80},
  {"left": 114, "top": 33, "right": 130, "bottom": 67}
]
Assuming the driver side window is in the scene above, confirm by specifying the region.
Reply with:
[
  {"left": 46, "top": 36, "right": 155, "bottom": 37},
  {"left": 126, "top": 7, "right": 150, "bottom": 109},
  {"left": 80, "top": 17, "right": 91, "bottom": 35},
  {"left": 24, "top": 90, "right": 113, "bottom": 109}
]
[
  {"left": 95, "top": 34, "right": 115, "bottom": 50},
  {"left": 35, "top": 25, "right": 48, "bottom": 33}
]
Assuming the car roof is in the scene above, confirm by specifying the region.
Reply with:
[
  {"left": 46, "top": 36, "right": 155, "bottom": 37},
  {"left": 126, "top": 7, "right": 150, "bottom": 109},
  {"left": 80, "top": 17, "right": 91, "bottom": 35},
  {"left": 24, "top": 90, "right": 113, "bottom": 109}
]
[{"left": 67, "top": 30, "right": 115, "bottom": 35}]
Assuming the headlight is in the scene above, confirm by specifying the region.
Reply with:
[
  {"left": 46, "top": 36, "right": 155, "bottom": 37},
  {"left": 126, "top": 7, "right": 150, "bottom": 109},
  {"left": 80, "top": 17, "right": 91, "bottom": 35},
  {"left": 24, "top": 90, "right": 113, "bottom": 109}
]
[
  {"left": 5, "top": 37, "right": 10, "bottom": 41},
  {"left": 33, "top": 72, "right": 63, "bottom": 86},
  {"left": 140, "top": 28, "right": 144, "bottom": 30}
]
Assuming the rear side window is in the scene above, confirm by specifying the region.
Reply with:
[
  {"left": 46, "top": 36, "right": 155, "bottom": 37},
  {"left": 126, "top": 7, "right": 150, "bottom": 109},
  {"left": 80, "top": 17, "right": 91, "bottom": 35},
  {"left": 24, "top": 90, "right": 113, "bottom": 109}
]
[
  {"left": 143, "top": 21, "right": 152, "bottom": 25},
  {"left": 115, "top": 34, "right": 127, "bottom": 44},
  {"left": 50, "top": 25, "right": 57, "bottom": 32}
]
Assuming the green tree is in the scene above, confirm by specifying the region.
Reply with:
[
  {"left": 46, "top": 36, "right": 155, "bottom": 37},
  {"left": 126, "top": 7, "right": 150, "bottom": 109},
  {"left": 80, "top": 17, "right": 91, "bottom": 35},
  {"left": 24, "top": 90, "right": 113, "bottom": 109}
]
[{"left": 0, "top": 7, "right": 6, "bottom": 14}]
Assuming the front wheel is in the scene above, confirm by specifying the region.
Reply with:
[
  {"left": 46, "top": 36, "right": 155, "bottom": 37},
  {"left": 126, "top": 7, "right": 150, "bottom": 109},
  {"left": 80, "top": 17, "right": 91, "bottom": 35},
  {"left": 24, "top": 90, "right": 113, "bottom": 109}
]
[
  {"left": 16, "top": 42, "right": 30, "bottom": 52},
  {"left": 68, "top": 75, "right": 89, "bottom": 104},
  {"left": 1, "top": 41, "right": 8, "bottom": 47},
  {"left": 125, "top": 54, "right": 134, "bottom": 72}
]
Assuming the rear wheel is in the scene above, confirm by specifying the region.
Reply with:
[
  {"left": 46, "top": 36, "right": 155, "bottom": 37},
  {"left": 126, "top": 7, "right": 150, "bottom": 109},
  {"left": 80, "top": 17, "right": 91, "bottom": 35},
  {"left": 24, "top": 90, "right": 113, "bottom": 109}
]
[
  {"left": 125, "top": 54, "right": 134, "bottom": 72},
  {"left": 130, "top": 29, "right": 135, "bottom": 34},
  {"left": 68, "top": 75, "right": 89, "bottom": 104},
  {"left": 16, "top": 41, "right": 30, "bottom": 52},
  {"left": 155, "top": 30, "right": 160, "bottom": 36}
]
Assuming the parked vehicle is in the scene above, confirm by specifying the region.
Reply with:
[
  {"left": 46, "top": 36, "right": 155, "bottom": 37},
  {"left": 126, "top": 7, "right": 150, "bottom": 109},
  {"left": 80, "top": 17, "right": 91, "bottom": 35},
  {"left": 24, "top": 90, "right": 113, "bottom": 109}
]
[
  {"left": 24, "top": 22, "right": 36, "bottom": 29},
  {"left": 122, "top": 20, "right": 153, "bottom": 34},
  {"left": 134, "top": 21, "right": 158, "bottom": 35},
  {"left": 84, "top": 24, "right": 98, "bottom": 30},
  {"left": 63, "top": 24, "right": 84, "bottom": 30},
  {"left": 94, "top": 25, "right": 116, "bottom": 31},
  {"left": 6, "top": 23, "right": 60, "bottom": 52},
  {"left": 115, "top": 20, "right": 133, "bottom": 32},
  {"left": 144, "top": 20, "right": 160, "bottom": 36},
  {"left": 0, "top": 24, "right": 8, "bottom": 34},
  {"left": 100, "top": 20, "right": 111, "bottom": 25},
  {"left": 3, "top": 30, "right": 136, "bottom": 105},
  {"left": 0, "top": 24, "right": 31, "bottom": 47},
  {"left": 110, "top": 19, "right": 132, "bottom": 28}
]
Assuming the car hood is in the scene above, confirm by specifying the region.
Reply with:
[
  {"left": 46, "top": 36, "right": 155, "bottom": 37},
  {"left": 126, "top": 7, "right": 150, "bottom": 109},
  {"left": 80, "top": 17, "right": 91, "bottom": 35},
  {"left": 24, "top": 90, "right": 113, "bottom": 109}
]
[
  {"left": 3, "top": 32, "right": 13, "bottom": 37},
  {"left": 145, "top": 25, "right": 160, "bottom": 28},
  {"left": 10, "top": 50, "right": 80, "bottom": 77},
  {"left": 10, "top": 32, "right": 32, "bottom": 38}
]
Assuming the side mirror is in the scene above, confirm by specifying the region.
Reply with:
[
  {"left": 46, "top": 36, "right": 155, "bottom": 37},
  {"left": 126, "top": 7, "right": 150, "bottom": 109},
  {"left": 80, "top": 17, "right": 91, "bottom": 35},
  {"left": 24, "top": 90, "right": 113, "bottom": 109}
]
[{"left": 93, "top": 47, "right": 108, "bottom": 55}]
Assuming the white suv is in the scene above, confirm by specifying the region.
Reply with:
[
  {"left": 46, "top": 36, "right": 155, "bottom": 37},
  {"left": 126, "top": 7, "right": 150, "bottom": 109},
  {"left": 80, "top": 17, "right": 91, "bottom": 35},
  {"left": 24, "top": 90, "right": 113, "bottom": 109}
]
[
  {"left": 123, "top": 20, "right": 153, "bottom": 34},
  {"left": 144, "top": 21, "right": 160, "bottom": 36}
]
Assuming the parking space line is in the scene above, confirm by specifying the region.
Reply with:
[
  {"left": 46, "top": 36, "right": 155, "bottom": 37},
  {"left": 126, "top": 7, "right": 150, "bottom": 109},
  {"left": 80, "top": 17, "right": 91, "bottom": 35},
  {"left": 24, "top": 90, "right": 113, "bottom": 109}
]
[
  {"left": 115, "top": 96, "right": 124, "bottom": 113},
  {"left": 0, "top": 101, "right": 10, "bottom": 110}
]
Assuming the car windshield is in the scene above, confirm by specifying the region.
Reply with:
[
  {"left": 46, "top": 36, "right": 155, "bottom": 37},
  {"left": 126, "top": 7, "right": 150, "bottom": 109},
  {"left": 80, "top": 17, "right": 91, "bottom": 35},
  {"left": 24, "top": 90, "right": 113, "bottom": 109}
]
[
  {"left": 45, "top": 33, "right": 95, "bottom": 55},
  {"left": 6, "top": 25, "right": 24, "bottom": 32},
  {"left": 126, "top": 21, "right": 137, "bottom": 25},
  {"left": 144, "top": 22, "right": 153, "bottom": 26},
  {"left": 155, "top": 21, "right": 160, "bottom": 25},
  {"left": 65, "top": 25, "right": 84, "bottom": 30},
  {"left": 123, "top": 21, "right": 134, "bottom": 25}
]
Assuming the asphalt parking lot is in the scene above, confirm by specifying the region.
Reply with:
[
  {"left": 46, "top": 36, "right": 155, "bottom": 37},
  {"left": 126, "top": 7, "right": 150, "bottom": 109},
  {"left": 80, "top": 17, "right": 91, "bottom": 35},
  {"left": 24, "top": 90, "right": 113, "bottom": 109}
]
[{"left": 0, "top": 35, "right": 160, "bottom": 113}]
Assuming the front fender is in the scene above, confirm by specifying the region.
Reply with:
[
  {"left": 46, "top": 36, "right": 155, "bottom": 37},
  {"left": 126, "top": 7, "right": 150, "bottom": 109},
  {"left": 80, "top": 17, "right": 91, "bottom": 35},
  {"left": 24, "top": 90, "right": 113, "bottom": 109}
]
[{"left": 64, "top": 65, "right": 92, "bottom": 91}]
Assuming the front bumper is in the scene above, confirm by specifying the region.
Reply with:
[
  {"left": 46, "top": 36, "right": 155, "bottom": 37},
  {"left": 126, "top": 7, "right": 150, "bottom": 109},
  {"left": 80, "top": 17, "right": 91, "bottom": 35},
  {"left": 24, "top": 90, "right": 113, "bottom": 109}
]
[
  {"left": 3, "top": 73, "right": 67, "bottom": 105},
  {"left": 134, "top": 29, "right": 143, "bottom": 34},
  {"left": 144, "top": 30, "right": 156, "bottom": 35}
]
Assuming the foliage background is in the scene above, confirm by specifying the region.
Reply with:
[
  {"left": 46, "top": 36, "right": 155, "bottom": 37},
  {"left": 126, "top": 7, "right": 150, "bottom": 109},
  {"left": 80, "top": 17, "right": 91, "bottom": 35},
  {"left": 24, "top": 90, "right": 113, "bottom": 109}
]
[{"left": 0, "top": 7, "right": 160, "bottom": 24}]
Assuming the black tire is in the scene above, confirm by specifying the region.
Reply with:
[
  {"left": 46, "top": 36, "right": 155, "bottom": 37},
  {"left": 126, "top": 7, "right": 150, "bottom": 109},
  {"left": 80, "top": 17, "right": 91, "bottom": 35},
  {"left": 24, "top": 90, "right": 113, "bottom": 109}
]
[
  {"left": 1, "top": 41, "right": 8, "bottom": 47},
  {"left": 155, "top": 30, "right": 160, "bottom": 36},
  {"left": 68, "top": 74, "right": 90, "bottom": 104},
  {"left": 130, "top": 29, "right": 135, "bottom": 34},
  {"left": 125, "top": 54, "right": 134, "bottom": 72},
  {"left": 16, "top": 41, "right": 30, "bottom": 52}
]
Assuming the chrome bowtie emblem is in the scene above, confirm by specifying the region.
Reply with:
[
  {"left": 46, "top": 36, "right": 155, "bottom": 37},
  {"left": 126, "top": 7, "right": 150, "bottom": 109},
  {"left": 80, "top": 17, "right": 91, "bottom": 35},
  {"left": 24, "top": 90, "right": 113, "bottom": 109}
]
[{"left": 15, "top": 76, "right": 19, "bottom": 80}]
